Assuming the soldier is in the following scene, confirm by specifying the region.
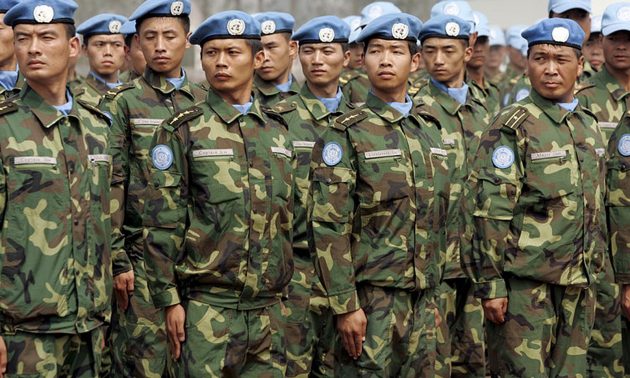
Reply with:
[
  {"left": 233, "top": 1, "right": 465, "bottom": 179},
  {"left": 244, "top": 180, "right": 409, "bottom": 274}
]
[
  {"left": 76, "top": 14, "right": 128, "bottom": 106},
  {"left": 274, "top": 16, "right": 352, "bottom": 377},
  {"left": 468, "top": 18, "right": 607, "bottom": 377},
  {"left": 500, "top": 25, "right": 527, "bottom": 106},
  {"left": 119, "top": 21, "right": 146, "bottom": 83},
  {"left": 485, "top": 25, "right": 507, "bottom": 86},
  {"left": 104, "top": 0, "right": 206, "bottom": 376},
  {"left": 468, "top": 11, "right": 501, "bottom": 116},
  {"left": 0, "top": 0, "right": 115, "bottom": 376},
  {"left": 415, "top": 14, "right": 490, "bottom": 378},
  {"left": 252, "top": 12, "right": 299, "bottom": 107},
  {"left": 143, "top": 10, "right": 294, "bottom": 376},
  {"left": 583, "top": 15, "right": 603, "bottom": 76},
  {"left": 309, "top": 12, "right": 449, "bottom": 377},
  {"left": 0, "top": 0, "right": 21, "bottom": 101}
]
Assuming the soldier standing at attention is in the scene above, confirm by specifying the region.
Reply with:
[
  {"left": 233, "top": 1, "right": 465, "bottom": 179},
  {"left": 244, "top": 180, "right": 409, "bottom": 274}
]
[
  {"left": 583, "top": 15, "right": 603, "bottom": 76},
  {"left": 485, "top": 25, "right": 507, "bottom": 86},
  {"left": 310, "top": 12, "right": 449, "bottom": 377},
  {"left": 119, "top": 21, "right": 146, "bottom": 83},
  {"left": 0, "top": 0, "right": 115, "bottom": 376},
  {"left": 0, "top": 0, "right": 21, "bottom": 101},
  {"left": 252, "top": 12, "right": 299, "bottom": 107},
  {"left": 144, "top": 10, "right": 294, "bottom": 376},
  {"left": 340, "top": 15, "right": 370, "bottom": 106},
  {"left": 274, "top": 16, "right": 352, "bottom": 378},
  {"left": 76, "top": 14, "right": 128, "bottom": 107},
  {"left": 468, "top": 11, "right": 501, "bottom": 116},
  {"left": 468, "top": 18, "right": 607, "bottom": 377},
  {"left": 104, "top": 0, "right": 206, "bottom": 376}
]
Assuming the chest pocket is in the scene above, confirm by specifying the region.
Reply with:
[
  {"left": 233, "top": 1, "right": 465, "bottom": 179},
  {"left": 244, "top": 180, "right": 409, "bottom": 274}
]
[
  {"left": 130, "top": 118, "right": 163, "bottom": 159},
  {"left": 607, "top": 155, "right": 630, "bottom": 207},
  {"left": 357, "top": 149, "right": 410, "bottom": 203},
  {"left": 525, "top": 149, "right": 578, "bottom": 201},
  {"left": 7, "top": 156, "right": 64, "bottom": 204},
  {"left": 269, "top": 146, "right": 293, "bottom": 203},
  {"left": 88, "top": 154, "right": 112, "bottom": 214},
  {"left": 190, "top": 148, "right": 242, "bottom": 204}
]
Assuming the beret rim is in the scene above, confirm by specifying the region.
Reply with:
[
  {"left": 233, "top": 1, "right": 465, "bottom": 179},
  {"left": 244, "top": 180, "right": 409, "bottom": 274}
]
[
  {"left": 194, "top": 34, "right": 261, "bottom": 46},
  {"left": 8, "top": 18, "right": 75, "bottom": 26},
  {"left": 419, "top": 33, "right": 469, "bottom": 43},
  {"left": 292, "top": 37, "right": 349, "bottom": 44}
]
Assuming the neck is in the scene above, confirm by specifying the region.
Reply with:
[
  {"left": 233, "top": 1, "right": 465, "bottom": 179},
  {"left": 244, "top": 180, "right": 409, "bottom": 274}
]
[
  {"left": 271, "top": 70, "right": 291, "bottom": 86},
  {"left": 307, "top": 81, "right": 338, "bottom": 99},
  {"left": 0, "top": 57, "right": 17, "bottom": 72},
  {"left": 30, "top": 76, "right": 69, "bottom": 106},
  {"left": 372, "top": 86, "right": 407, "bottom": 103},
  {"left": 93, "top": 70, "right": 119, "bottom": 83},
  {"left": 217, "top": 82, "right": 253, "bottom": 106},
  {"left": 163, "top": 66, "right": 183, "bottom": 79},
  {"left": 438, "top": 70, "right": 466, "bottom": 88},
  {"left": 607, "top": 64, "right": 630, "bottom": 92}
]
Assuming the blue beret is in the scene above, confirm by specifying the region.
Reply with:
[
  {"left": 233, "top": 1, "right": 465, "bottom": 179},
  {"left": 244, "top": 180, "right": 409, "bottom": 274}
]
[
  {"left": 292, "top": 15, "right": 350, "bottom": 44},
  {"left": 360, "top": 1, "right": 401, "bottom": 27},
  {"left": 253, "top": 12, "right": 294, "bottom": 35},
  {"left": 602, "top": 3, "right": 630, "bottom": 36},
  {"left": 120, "top": 20, "right": 136, "bottom": 36},
  {"left": 473, "top": 11, "right": 490, "bottom": 38},
  {"left": 419, "top": 15, "right": 472, "bottom": 42},
  {"left": 548, "top": 0, "right": 591, "bottom": 14},
  {"left": 357, "top": 13, "right": 422, "bottom": 43},
  {"left": 190, "top": 11, "right": 260, "bottom": 46},
  {"left": 521, "top": 18, "right": 585, "bottom": 50},
  {"left": 0, "top": 0, "right": 19, "bottom": 14},
  {"left": 129, "top": 0, "right": 190, "bottom": 21},
  {"left": 506, "top": 25, "right": 528, "bottom": 50},
  {"left": 431, "top": 1, "right": 475, "bottom": 25},
  {"left": 4, "top": 0, "right": 77, "bottom": 26},
  {"left": 591, "top": 14, "right": 601, "bottom": 34},
  {"left": 77, "top": 14, "right": 128, "bottom": 37},
  {"left": 343, "top": 15, "right": 362, "bottom": 43},
  {"left": 488, "top": 25, "right": 506, "bottom": 46}
]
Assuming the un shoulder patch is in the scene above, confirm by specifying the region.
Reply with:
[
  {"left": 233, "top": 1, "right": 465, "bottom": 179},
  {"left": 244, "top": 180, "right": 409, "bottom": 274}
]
[
  {"left": 322, "top": 142, "right": 343, "bottom": 166},
  {"left": 152, "top": 144, "right": 174, "bottom": 170},
  {"left": 618, "top": 134, "right": 630, "bottom": 157},
  {"left": 492, "top": 146, "right": 515, "bottom": 169}
]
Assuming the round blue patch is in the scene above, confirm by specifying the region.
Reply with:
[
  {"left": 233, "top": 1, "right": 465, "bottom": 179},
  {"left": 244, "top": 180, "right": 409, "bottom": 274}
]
[
  {"left": 322, "top": 142, "right": 343, "bottom": 166},
  {"left": 152, "top": 144, "right": 174, "bottom": 170},
  {"left": 618, "top": 134, "right": 630, "bottom": 157},
  {"left": 492, "top": 146, "right": 515, "bottom": 169}
]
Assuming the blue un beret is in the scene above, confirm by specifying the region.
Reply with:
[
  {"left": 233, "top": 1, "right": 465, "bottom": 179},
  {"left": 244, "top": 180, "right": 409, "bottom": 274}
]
[
  {"left": 419, "top": 14, "right": 472, "bottom": 43},
  {"left": 189, "top": 11, "right": 261, "bottom": 46},
  {"left": 129, "top": 0, "right": 191, "bottom": 22},
  {"left": 292, "top": 15, "right": 350, "bottom": 44},
  {"left": 0, "top": 0, "right": 19, "bottom": 14},
  {"left": 602, "top": 2, "right": 630, "bottom": 36},
  {"left": 4, "top": 0, "right": 78, "bottom": 26},
  {"left": 77, "top": 14, "right": 128, "bottom": 37},
  {"left": 120, "top": 20, "right": 136, "bottom": 36},
  {"left": 254, "top": 12, "right": 294, "bottom": 36},
  {"left": 548, "top": 0, "right": 591, "bottom": 14},
  {"left": 521, "top": 18, "right": 585, "bottom": 50},
  {"left": 343, "top": 15, "right": 362, "bottom": 43},
  {"left": 359, "top": 1, "right": 401, "bottom": 27},
  {"left": 357, "top": 13, "right": 423, "bottom": 43}
]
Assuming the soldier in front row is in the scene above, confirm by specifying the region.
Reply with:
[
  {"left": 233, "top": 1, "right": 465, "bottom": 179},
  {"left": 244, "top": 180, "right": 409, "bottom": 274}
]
[
  {"left": 468, "top": 18, "right": 607, "bottom": 377},
  {"left": 0, "top": 0, "right": 115, "bottom": 376}
]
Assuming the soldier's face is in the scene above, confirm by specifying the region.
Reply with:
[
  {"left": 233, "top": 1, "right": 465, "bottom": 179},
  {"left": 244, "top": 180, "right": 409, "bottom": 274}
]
[
  {"left": 13, "top": 23, "right": 79, "bottom": 85},
  {"left": 344, "top": 43, "right": 364, "bottom": 69},
  {"left": 257, "top": 33, "right": 296, "bottom": 83},
  {"left": 487, "top": 45, "right": 506, "bottom": 70},
  {"left": 0, "top": 13, "right": 15, "bottom": 69},
  {"left": 137, "top": 17, "right": 190, "bottom": 78},
  {"left": 364, "top": 38, "right": 419, "bottom": 97},
  {"left": 603, "top": 31, "right": 630, "bottom": 71},
  {"left": 422, "top": 37, "right": 472, "bottom": 86},
  {"left": 127, "top": 35, "right": 147, "bottom": 75},
  {"left": 201, "top": 38, "right": 264, "bottom": 100},
  {"left": 583, "top": 33, "right": 603, "bottom": 71},
  {"left": 84, "top": 34, "right": 126, "bottom": 78},
  {"left": 508, "top": 46, "right": 526, "bottom": 70},
  {"left": 299, "top": 43, "right": 347, "bottom": 89},
  {"left": 527, "top": 44, "right": 583, "bottom": 103},
  {"left": 468, "top": 36, "right": 489, "bottom": 70}
]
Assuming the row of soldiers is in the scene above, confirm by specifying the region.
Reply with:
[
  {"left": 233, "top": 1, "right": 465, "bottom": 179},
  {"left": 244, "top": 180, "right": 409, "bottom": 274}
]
[{"left": 0, "top": 0, "right": 628, "bottom": 377}]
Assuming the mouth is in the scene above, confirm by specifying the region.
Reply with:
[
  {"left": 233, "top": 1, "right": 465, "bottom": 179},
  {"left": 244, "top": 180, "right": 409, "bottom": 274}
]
[
  {"left": 378, "top": 71, "right": 396, "bottom": 78},
  {"left": 310, "top": 69, "right": 327, "bottom": 75},
  {"left": 27, "top": 60, "right": 44, "bottom": 68},
  {"left": 153, "top": 56, "right": 170, "bottom": 63},
  {"left": 214, "top": 72, "right": 231, "bottom": 80},
  {"left": 543, "top": 81, "right": 561, "bottom": 89}
]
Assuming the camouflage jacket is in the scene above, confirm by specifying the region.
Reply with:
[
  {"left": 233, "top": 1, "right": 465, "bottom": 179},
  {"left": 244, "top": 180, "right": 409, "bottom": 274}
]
[
  {"left": 502, "top": 73, "right": 531, "bottom": 108},
  {"left": 0, "top": 85, "right": 114, "bottom": 334},
  {"left": 414, "top": 80, "right": 491, "bottom": 280},
  {"left": 77, "top": 73, "right": 111, "bottom": 107},
  {"left": 0, "top": 72, "right": 24, "bottom": 102},
  {"left": 580, "top": 61, "right": 598, "bottom": 82},
  {"left": 340, "top": 67, "right": 370, "bottom": 107},
  {"left": 576, "top": 65, "right": 629, "bottom": 143},
  {"left": 607, "top": 110, "right": 630, "bottom": 284},
  {"left": 253, "top": 73, "right": 300, "bottom": 107},
  {"left": 104, "top": 68, "right": 206, "bottom": 276},
  {"left": 309, "top": 92, "right": 450, "bottom": 315},
  {"left": 274, "top": 84, "right": 354, "bottom": 254},
  {"left": 119, "top": 69, "right": 142, "bottom": 83},
  {"left": 469, "top": 77, "right": 501, "bottom": 116},
  {"left": 467, "top": 89, "right": 608, "bottom": 299},
  {"left": 143, "top": 89, "right": 295, "bottom": 310}
]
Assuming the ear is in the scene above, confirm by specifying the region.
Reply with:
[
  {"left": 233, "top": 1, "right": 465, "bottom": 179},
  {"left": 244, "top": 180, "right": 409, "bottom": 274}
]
[
  {"left": 254, "top": 49, "right": 265, "bottom": 69},
  {"left": 343, "top": 49, "right": 351, "bottom": 68},
  {"left": 410, "top": 51, "right": 420, "bottom": 73},
  {"left": 185, "top": 32, "right": 192, "bottom": 49},
  {"left": 463, "top": 43, "right": 474, "bottom": 63},
  {"left": 288, "top": 40, "right": 298, "bottom": 60},
  {"left": 69, "top": 35, "right": 80, "bottom": 60},
  {"left": 576, "top": 53, "right": 584, "bottom": 79}
]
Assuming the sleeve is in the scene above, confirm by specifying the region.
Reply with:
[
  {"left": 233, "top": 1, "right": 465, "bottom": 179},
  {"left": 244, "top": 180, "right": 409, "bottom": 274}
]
[
  {"left": 142, "top": 124, "right": 189, "bottom": 308},
  {"left": 467, "top": 123, "right": 523, "bottom": 299},
  {"left": 308, "top": 127, "right": 359, "bottom": 315},
  {"left": 106, "top": 96, "right": 132, "bottom": 276}
]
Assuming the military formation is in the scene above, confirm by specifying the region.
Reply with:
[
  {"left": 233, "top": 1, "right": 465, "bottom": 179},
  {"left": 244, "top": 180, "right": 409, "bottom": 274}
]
[{"left": 0, "top": 0, "right": 628, "bottom": 377}]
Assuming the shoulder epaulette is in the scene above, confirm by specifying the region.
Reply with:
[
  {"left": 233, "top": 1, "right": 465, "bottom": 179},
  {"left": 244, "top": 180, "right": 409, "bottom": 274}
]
[
  {"left": 163, "top": 106, "right": 203, "bottom": 132},
  {"left": 332, "top": 108, "right": 368, "bottom": 131},
  {"left": 104, "top": 82, "right": 135, "bottom": 100},
  {"left": 339, "top": 71, "right": 354, "bottom": 85},
  {"left": 415, "top": 109, "right": 441, "bottom": 128},
  {"left": 76, "top": 99, "right": 111, "bottom": 125},
  {"left": 574, "top": 81, "right": 595, "bottom": 94},
  {"left": 272, "top": 100, "right": 297, "bottom": 114},
  {"left": 580, "top": 106, "right": 598, "bottom": 122},
  {"left": 262, "top": 106, "right": 289, "bottom": 128},
  {"left": 502, "top": 106, "right": 529, "bottom": 130},
  {"left": 0, "top": 101, "right": 18, "bottom": 116}
]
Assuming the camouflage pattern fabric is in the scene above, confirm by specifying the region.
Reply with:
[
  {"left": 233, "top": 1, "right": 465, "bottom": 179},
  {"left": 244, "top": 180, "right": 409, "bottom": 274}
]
[
  {"left": 2, "top": 327, "right": 106, "bottom": 377},
  {"left": 503, "top": 73, "right": 531, "bottom": 107},
  {"left": 469, "top": 77, "right": 501, "bottom": 116},
  {"left": 119, "top": 69, "right": 142, "bottom": 83},
  {"left": 467, "top": 89, "right": 608, "bottom": 377},
  {"left": 581, "top": 61, "right": 599, "bottom": 82},
  {"left": 77, "top": 73, "right": 111, "bottom": 107},
  {"left": 275, "top": 84, "right": 353, "bottom": 378},
  {"left": 0, "top": 85, "right": 113, "bottom": 335},
  {"left": 104, "top": 67, "right": 206, "bottom": 378},
  {"left": 253, "top": 73, "right": 300, "bottom": 107},
  {"left": 340, "top": 67, "right": 370, "bottom": 107}
]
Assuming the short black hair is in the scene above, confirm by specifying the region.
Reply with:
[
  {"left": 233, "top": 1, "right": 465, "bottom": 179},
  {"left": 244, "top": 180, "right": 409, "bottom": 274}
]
[
  {"left": 248, "top": 39, "right": 263, "bottom": 54},
  {"left": 64, "top": 23, "right": 76, "bottom": 40},
  {"left": 137, "top": 15, "right": 190, "bottom": 35},
  {"left": 124, "top": 33, "right": 134, "bottom": 48}
]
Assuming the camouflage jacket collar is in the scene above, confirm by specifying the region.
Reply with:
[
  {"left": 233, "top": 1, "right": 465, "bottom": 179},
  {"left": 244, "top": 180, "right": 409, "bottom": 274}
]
[
  {"left": 206, "top": 88, "right": 265, "bottom": 125},
  {"left": 366, "top": 92, "right": 411, "bottom": 123},
  {"left": 85, "top": 73, "right": 111, "bottom": 95},
  {"left": 299, "top": 84, "right": 351, "bottom": 121},
  {"left": 143, "top": 67, "right": 196, "bottom": 97},
  {"left": 340, "top": 68, "right": 364, "bottom": 81},
  {"left": 529, "top": 89, "right": 572, "bottom": 124},
  {"left": 427, "top": 80, "right": 466, "bottom": 115},
  {"left": 254, "top": 73, "right": 300, "bottom": 97},
  {"left": 21, "top": 85, "right": 79, "bottom": 128},
  {"left": 597, "top": 65, "right": 629, "bottom": 102}
]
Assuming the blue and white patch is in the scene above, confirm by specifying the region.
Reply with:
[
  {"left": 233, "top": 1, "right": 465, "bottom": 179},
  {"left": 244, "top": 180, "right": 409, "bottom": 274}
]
[
  {"left": 492, "top": 146, "right": 515, "bottom": 169},
  {"left": 515, "top": 88, "right": 530, "bottom": 102},
  {"left": 618, "top": 134, "right": 630, "bottom": 157},
  {"left": 152, "top": 144, "right": 174, "bottom": 170},
  {"left": 322, "top": 142, "right": 343, "bottom": 166}
]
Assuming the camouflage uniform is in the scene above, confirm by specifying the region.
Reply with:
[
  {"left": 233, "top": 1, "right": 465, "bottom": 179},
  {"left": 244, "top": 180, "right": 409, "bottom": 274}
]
[
  {"left": 274, "top": 84, "right": 353, "bottom": 378},
  {"left": 104, "top": 68, "right": 206, "bottom": 378},
  {"left": 309, "top": 92, "right": 449, "bottom": 377},
  {"left": 581, "top": 61, "right": 599, "bottom": 82},
  {"left": 469, "top": 77, "right": 501, "bottom": 116},
  {"left": 0, "top": 72, "right": 24, "bottom": 101},
  {"left": 0, "top": 85, "right": 114, "bottom": 377},
  {"left": 340, "top": 67, "right": 370, "bottom": 106},
  {"left": 467, "top": 89, "right": 607, "bottom": 377},
  {"left": 607, "top": 110, "right": 630, "bottom": 376},
  {"left": 119, "top": 69, "right": 142, "bottom": 83},
  {"left": 78, "top": 73, "right": 111, "bottom": 107},
  {"left": 143, "top": 88, "right": 294, "bottom": 377},
  {"left": 253, "top": 73, "right": 300, "bottom": 107},
  {"left": 414, "top": 80, "right": 490, "bottom": 378}
]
